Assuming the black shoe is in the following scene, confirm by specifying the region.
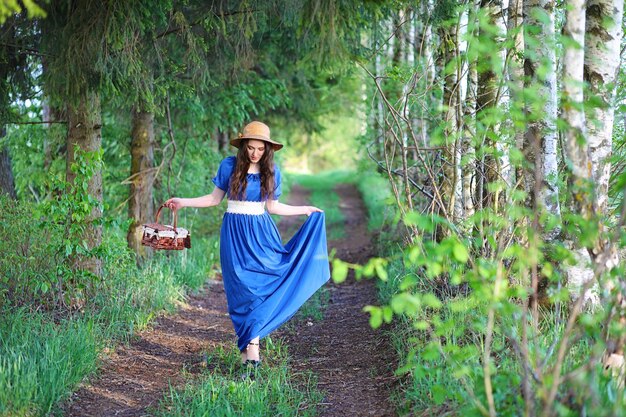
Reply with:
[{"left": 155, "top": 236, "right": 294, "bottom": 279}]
[
  {"left": 245, "top": 359, "right": 261, "bottom": 368},
  {"left": 240, "top": 359, "right": 261, "bottom": 381}
]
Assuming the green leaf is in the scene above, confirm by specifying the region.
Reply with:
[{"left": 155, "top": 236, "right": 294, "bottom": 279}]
[
  {"left": 382, "top": 306, "right": 393, "bottom": 323},
  {"left": 452, "top": 242, "right": 469, "bottom": 263},
  {"left": 363, "top": 305, "right": 383, "bottom": 329},
  {"left": 332, "top": 259, "right": 349, "bottom": 283},
  {"left": 431, "top": 384, "right": 448, "bottom": 405},
  {"left": 374, "top": 261, "right": 388, "bottom": 281},
  {"left": 422, "top": 293, "right": 442, "bottom": 309}
]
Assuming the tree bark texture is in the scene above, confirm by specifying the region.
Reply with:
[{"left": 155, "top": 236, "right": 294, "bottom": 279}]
[
  {"left": 562, "top": 0, "right": 589, "bottom": 183},
  {"left": 0, "top": 128, "right": 16, "bottom": 199},
  {"left": 476, "top": 0, "right": 505, "bottom": 213},
  {"left": 127, "top": 107, "right": 155, "bottom": 259},
  {"left": 523, "top": 0, "right": 561, "bottom": 220},
  {"left": 584, "top": 0, "right": 624, "bottom": 215},
  {"left": 439, "top": 23, "right": 460, "bottom": 223},
  {"left": 66, "top": 92, "right": 103, "bottom": 277}
]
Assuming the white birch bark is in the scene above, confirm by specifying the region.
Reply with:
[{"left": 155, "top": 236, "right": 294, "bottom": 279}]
[
  {"left": 496, "top": 0, "right": 512, "bottom": 190},
  {"left": 523, "top": 0, "right": 561, "bottom": 220},
  {"left": 584, "top": 0, "right": 624, "bottom": 215},
  {"left": 417, "top": 0, "right": 434, "bottom": 147},
  {"left": 561, "top": 0, "right": 601, "bottom": 310},
  {"left": 562, "top": 0, "right": 588, "bottom": 181}
]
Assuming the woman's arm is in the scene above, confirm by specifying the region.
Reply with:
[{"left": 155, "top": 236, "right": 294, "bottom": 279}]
[
  {"left": 266, "top": 199, "right": 322, "bottom": 216},
  {"left": 164, "top": 187, "right": 226, "bottom": 210}
]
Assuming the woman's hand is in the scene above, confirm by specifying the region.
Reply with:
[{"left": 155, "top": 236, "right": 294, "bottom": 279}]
[
  {"left": 304, "top": 206, "right": 323, "bottom": 216},
  {"left": 164, "top": 198, "right": 184, "bottom": 210}
]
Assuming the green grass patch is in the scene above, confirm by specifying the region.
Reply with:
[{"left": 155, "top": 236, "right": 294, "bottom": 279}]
[
  {"left": 0, "top": 310, "right": 99, "bottom": 417},
  {"left": 0, "top": 220, "right": 220, "bottom": 417},
  {"left": 295, "top": 286, "right": 330, "bottom": 322},
  {"left": 354, "top": 170, "right": 394, "bottom": 231},
  {"left": 153, "top": 338, "right": 322, "bottom": 417},
  {"left": 291, "top": 170, "right": 356, "bottom": 240}
]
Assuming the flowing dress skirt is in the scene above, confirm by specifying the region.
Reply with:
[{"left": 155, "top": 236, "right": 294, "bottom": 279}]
[{"left": 220, "top": 211, "right": 330, "bottom": 351}]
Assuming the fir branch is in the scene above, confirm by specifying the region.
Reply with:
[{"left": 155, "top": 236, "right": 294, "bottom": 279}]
[
  {"left": 0, "top": 42, "right": 50, "bottom": 57},
  {"left": 8, "top": 120, "right": 66, "bottom": 125},
  {"left": 155, "top": 8, "right": 258, "bottom": 40}
]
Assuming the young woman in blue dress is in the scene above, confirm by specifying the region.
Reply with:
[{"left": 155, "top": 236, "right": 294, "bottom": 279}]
[{"left": 164, "top": 121, "right": 330, "bottom": 368}]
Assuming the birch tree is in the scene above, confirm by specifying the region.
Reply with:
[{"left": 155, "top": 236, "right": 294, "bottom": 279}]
[
  {"left": 584, "top": 0, "right": 624, "bottom": 215},
  {"left": 523, "top": 0, "right": 561, "bottom": 222},
  {"left": 583, "top": 0, "right": 626, "bottom": 379}
]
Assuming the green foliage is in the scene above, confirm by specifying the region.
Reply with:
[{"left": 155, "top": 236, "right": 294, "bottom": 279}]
[
  {"left": 153, "top": 339, "right": 322, "bottom": 417},
  {"left": 0, "top": 147, "right": 106, "bottom": 309},
  {"left": 0, "top": 232, "right": 221, "bottom": 416},
  {"left": 0, "top": 309, "right": 98, "bottom": 417},
  {"left": 0, "top": 0, "right": 46, "bottom": 24}
]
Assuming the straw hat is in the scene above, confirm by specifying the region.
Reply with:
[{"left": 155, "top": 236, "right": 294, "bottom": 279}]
[{"left": 230, "top": 121, "right": 283, "bottom": 151}]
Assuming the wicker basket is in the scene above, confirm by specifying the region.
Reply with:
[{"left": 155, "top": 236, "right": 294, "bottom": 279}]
[{"left": 141, "top": 205, "right": 191, "bottom": 250}]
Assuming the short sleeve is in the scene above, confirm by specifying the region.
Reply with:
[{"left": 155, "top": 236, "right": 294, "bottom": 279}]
[
  {"left": 273, "top": 164, "right": 282, "bottom": 199},
  {"left": 212, "top": 156, "right": 235, "bottom": 192}
]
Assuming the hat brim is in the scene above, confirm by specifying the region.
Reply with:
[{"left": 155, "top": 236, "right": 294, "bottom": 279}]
[{"left": 230, "top": 136, "right": 284, "bottom": 151}]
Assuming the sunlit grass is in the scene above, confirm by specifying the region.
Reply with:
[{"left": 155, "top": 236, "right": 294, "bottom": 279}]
[
  {"left": 153, "top": 338, "right": 322, "bottom": 417},
  {"left": 0, "top": 310, "right": 100, "bottom": 417},
  {"left": 355, "top": 171, "right": 394, "bottom": 231},
  {"left": 291, "top": 170, "right": 356, "bottom": 240},
  {"left": 0, "top": 233, "right": 220, "bottom": 417}
]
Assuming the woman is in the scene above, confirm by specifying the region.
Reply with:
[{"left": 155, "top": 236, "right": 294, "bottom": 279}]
[{"left": 165, "top": 121, "right": 330, "bottom": 368}]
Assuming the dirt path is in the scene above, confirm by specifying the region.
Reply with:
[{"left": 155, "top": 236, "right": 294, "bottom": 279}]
[
  {"left": 63, "top": 183, "right": 396, "bottom": 416},
  {"left": 63, "top": 283, "right": 234, "bottom": 416},
  {"left": 279, "top": 184, "right": 396, "bottom": 417}
]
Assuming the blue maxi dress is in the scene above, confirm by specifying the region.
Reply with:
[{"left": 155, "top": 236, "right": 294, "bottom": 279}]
[{"left": 212, "top": 156, "right": 330, "bottom": 351}]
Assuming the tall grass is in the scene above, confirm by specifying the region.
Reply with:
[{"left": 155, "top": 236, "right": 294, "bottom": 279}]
[
  {"left": 354, "top": 170, "right": 394, "bottom": 231},
  {"left": 0, "top": 310, "right": 99, "bottom": 417},
  {"left": 0, "top": 230, "right": 220, "bottom": 417},
  {"left": 154, "top": 338, "right": 322, "bottom": 417}
]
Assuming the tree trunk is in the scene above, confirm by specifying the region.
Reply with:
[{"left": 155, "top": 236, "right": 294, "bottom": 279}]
[
  {"left": 523, "top": 0, "right": 561, "bottom": 223},
  {"left": 127, "top": 106, "right": 155, "bottom": 260},
  {"left": 461, "top": 2, "right": 479, "bottom": 223},
  {"left": 439, "top": 22, "right": 460, "bottom": 225},
  {"left": 508, "top": 0, "right": 525, "bottom": 192},
  {"left": 476, "top": 0, "right": 505, "bottom": 214},
  {"left": 0, "top": 126, "right": 16, "bottom": 199},
  {"left": 583, "top": 0, "right": 625, "bottom": 381},
  {"left": 216, "top": 128, "right": 229, "bottom": 152},
  {"left": 66, "top": 92, "right": 103, "bottom": 277},
  {"left": 584, "top": 0, "right": 624, "bottom": 215},
  {"left": 562, "top": 0, "right": 589, "bottom": 185}
]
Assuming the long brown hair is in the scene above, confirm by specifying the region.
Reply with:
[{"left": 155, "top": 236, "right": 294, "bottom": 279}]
[{"left": 229, "top": 139, "right": 276, "bottom": 201}]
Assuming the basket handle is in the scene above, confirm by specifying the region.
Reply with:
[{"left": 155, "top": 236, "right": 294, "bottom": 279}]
[{"left": 155, "top": 204, "right": 178, "bottom": 231}]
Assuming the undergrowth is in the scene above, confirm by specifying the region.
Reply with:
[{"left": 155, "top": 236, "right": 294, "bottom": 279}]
[
  {"left": 153, "top": 338, "right": 322, "bottom": 417},
  {"left": 0, "top": 193, "right": 220, "bottom": 417}
]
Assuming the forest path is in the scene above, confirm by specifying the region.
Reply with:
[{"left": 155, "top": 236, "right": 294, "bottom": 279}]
[
  {"left": 63, "top": 183, "right": 396, "bottom": 417},
  {"left": 278, "top": 183, "right": 396, "bottom": 417}
]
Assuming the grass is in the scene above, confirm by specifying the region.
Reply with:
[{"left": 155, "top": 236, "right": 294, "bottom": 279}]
[
  {"left": 0, "top": 233, "right": 220, "bottom": 417},
  {"left": 291, "top": 170, "right": 356, "bottom": 240},
  {"left": 354, "top": 170, "right": 394, "bottom": 231},
  {"left": 295, "top": 286, "right": 330, "bottom": 322},
  {"left": 0, "top": 310, "right": 99, "bottom": 417},
  {"left": 153, "top": 338, "right": 323, "bottom": 417}
]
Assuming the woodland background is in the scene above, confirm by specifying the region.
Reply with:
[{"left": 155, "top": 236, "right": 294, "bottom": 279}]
[{"left": 1, "top": 0, "right": 625, "bottom": 416}]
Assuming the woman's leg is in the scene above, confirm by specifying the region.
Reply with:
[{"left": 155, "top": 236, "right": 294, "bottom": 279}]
[{"left": 246, "top": 336, "right": 261, "bottom": 362}]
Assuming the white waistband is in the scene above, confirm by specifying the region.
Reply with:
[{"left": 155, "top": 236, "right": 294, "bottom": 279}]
[{"left": 226, "top": 200, "right": 266, "bottom": 215}]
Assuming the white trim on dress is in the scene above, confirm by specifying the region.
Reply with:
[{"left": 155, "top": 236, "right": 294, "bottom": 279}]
[{"left": 226, "top": 200, "right": 266, "bottom": 215}]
